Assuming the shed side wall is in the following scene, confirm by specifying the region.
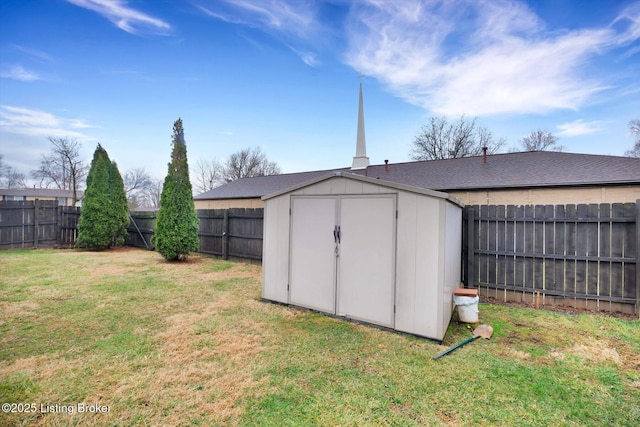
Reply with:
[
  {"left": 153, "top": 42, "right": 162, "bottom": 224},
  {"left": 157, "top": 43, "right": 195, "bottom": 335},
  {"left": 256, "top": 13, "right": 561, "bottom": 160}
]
[
  {"left": 395, "top": 192, "right": 444, "bottom": 339},
  {"left": 441, "top": 201, "right": 462, "bottom": 334},
  {"left": 262, "top": 194, "right": 290, "bottom": 303}
]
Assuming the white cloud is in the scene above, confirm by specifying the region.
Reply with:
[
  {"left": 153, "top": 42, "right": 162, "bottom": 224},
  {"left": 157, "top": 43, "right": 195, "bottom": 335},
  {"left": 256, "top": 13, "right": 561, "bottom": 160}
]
[
  {"left": 345, "top": 0, "right": 640, "bottom": 116},
  {"left": 197, "top": 0, "right": 321, "bottom": 65},
  {"left": 287, "top": 45, "right": 319, "bottom": 67},
  {"left": 68, "top": 119, "right": 97, "bottom": 129},
  {"left": 198, "top": 0, "right": 316, "bottom": 38},
  {"left": 1, "top": 65, "right": 41, "bottom": 82},
  {"left": 65, "top": 0, "right": 171, "bottom": 35},
  {"left": 12, "top": 45, "right": 54, "bottom": 63},
  {"left": 0, "top": 105, "right": 94, "bottom": 139},
  {"left": 556, "top": 120, "right": 604, "bottom": 137}
]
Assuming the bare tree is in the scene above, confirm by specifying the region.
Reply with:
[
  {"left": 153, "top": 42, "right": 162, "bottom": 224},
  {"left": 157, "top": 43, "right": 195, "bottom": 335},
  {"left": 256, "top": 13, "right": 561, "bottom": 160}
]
[
  {"left": 4, "top": 167, "right": 27, "bottom": 188},
  {"left": 223, "top": 147, "right": 281, "bottom": 182},
  {"left": 31, "top": 137, "right": 88, "bottom": 205},
  {"left": 124, "top": 168, "right": 154, "bottom": 209},
  {"left": 192, "top": 158, "right": 224, "bottom": 194},
  {"left": 410, "top": 115, "right": 505, "bottom": 161},
  {"left": 140, "top": 178, "right": 163, "bottom": 208},
  {"left": 625, "top": 119, "right": 640, "bottom": 157},
  {"left": 520, "top": 130, "right": 563, "bottom": 152},
  {"left": 0, "top": 155, "right": 27, "bottom": 188}
]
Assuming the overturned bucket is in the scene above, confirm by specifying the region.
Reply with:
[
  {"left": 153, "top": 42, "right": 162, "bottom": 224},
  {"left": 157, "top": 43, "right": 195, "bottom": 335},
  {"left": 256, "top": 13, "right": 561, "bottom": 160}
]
[{"left": 453, "top": 288, "right": 479, "bottom": 323}]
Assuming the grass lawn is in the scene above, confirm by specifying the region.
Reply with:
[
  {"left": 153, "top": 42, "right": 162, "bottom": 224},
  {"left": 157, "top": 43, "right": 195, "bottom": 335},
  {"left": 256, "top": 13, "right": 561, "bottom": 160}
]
[{"left": 0, "top": 248, "right": 638, "bottom": 426}]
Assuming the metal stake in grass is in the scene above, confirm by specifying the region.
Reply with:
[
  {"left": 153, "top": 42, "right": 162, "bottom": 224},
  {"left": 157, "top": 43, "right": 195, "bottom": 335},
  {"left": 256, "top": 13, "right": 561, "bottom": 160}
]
[{"left": 433, "top": 324, "right": 493, "bottom": 360}]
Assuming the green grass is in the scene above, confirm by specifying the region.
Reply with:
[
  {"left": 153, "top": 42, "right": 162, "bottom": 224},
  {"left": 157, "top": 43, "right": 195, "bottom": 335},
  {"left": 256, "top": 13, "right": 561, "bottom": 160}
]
[{"left": 0, "top": 248, "right": 638, "bottom": 426}]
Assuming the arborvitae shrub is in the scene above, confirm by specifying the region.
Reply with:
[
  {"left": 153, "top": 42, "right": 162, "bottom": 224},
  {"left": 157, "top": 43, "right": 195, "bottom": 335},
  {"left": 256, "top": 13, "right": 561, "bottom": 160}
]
[
  {"left": 153, "top": 118, "right": 199, "bottom": 261},
  {"left": 77, "top": 144, "right": 129, "bottom": 249}
]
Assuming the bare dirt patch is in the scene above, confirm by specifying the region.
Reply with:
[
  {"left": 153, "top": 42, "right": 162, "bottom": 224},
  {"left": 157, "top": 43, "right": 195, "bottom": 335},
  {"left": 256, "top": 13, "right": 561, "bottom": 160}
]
[
  {"left": 481, "top": 295, "right": 637, "bottom": 320},
  {"left": 570, "top": 339, "right": 621, "bottom": 365}
]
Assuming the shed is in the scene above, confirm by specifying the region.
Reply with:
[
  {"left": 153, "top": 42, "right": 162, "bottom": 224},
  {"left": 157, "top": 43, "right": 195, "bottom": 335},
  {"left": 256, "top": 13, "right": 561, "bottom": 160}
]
[{"left": 261, "top": 171, "right": 464, "bottom": 341}]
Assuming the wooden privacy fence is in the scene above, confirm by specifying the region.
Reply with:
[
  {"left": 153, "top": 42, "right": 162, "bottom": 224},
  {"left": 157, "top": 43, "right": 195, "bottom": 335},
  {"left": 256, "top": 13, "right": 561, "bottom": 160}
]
[
  {"left": 126, "top": 208, "right": 264, "bottom": 261},
  {"left": 0, "top": 200, "right": 80, "bottom": 249},
  {"left": 197, "top": 208, "right": 263, "bottom": 261},
  {"left": 4, "top": 199, "right": 638, "bottom": 315},
  {"left": 464, "top": 202, "right": 639, "bottom": 315},
  {"left": 126, "top": 211, "right": 156, "bottom": 250},
  {"left": 1, "top": 203, "right": 264, "bottom": 262}
]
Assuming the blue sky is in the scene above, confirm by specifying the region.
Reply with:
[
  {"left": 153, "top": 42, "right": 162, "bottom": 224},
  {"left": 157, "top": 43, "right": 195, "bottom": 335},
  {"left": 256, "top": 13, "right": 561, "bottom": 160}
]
[{"left": 1, "top": 0, "right": 639, "bottom": 185}]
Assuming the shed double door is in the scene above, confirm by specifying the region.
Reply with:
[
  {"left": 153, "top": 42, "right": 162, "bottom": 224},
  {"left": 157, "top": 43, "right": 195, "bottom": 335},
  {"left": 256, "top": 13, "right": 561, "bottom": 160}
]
[{"left": 289, "top": 195, "right": 396, "bottom": 328}]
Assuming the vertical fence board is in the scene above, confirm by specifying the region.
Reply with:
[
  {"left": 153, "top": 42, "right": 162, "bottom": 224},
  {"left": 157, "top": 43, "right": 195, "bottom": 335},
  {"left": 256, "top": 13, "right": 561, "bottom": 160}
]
[
  {"left": 543, "top": 205, "right": 555, "bottom": 298},
  {"left": 487, "top": 205, "right": 497, "bottom": 295},
  {"left": 623, "top": 203, "right": 637, "bottom": 301},
  {"left": 514, "top": 205, "right": 525, "bottom": 292},
  {"left": 505, "top": 205, "right": 516, "bottom": 292},
  {"left": 552, "top": 205, "right": 566, "bottom": 296},
  {"left": 584, "top": 204, "right": 599, "bottom": 310},
  {"left": 496, "top": 205, "right": 506, "bottom": 296},
  {"left": 478, "top": 205, "right": 489, "bottom": 290},
  {"left": 599, "top": 204, "right": 612, "bottom": 311},
  {"left": 610, "top": 204, "right": 625, "bottom": 300}
]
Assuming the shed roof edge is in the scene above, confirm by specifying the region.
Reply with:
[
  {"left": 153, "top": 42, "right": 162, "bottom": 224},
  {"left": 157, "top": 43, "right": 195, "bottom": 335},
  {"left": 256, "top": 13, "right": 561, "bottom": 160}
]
[{"left": 262, "top": 171, "right": 464, "bottom": 207}]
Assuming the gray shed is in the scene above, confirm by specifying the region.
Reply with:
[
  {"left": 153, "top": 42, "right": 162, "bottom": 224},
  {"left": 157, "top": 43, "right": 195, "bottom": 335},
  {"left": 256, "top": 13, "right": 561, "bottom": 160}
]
[{"left": 261, "top": 171, "right": 463, "bottom": 341}]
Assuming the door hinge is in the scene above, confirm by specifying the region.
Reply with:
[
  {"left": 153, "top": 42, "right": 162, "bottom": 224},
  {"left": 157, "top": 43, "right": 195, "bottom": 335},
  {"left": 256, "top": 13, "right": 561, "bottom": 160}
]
[
  {"left": 287, "top": 283, "right": 290, "bottom": 291},
  {"left": 289, "top": 208, "right": 291, "bottom": 215},
  {"left": 396, "top": 210, "right": 398, "bottom": 219},
  {"left": 394, "top": 305, "right": 396, "bottom": 314}
]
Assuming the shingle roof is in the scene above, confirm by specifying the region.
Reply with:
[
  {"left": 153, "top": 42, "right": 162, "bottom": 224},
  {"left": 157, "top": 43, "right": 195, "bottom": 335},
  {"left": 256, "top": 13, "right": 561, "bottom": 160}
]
[
  {"left": 194, "top": 152, "right": 640, "bottom": 200},
  {"left": 194, "top": 168, "right": 349, "bottom": 200}
]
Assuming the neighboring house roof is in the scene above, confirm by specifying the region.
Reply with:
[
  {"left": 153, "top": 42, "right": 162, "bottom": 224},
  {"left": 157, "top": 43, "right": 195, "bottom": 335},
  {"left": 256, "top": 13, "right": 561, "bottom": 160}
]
[
  {"left": 0, "top": 188, "right": 84, "bottom": 199},
  {"left": 194, "top": 152, "right": 640, "bottom": 200},
  {"left": 194, "top": 168, "right": 349, "bottom": 200}
]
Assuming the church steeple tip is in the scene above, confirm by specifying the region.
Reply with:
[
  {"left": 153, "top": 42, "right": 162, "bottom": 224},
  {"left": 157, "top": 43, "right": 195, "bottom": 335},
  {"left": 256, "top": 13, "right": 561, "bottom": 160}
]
[{"left": 351, "top": 81, "right": 370, "bottom": 170}]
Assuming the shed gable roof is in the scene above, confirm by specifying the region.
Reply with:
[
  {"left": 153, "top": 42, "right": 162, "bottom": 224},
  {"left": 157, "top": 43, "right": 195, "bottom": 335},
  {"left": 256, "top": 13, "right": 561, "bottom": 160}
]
[{"left": 261, "top": 171, "right": 463, "bottom": 206}]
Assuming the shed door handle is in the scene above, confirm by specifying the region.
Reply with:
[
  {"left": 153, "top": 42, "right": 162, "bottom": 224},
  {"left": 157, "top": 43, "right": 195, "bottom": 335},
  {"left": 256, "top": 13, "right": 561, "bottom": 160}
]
[{"left": 333, "top": 225, "right": 341, "bottom": 243}]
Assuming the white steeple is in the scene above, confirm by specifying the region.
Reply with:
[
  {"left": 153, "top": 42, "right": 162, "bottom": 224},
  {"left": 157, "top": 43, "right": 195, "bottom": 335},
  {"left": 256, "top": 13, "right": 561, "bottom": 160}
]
[{"left": 351, "top": 82, "right": 370, "bottom": 170}]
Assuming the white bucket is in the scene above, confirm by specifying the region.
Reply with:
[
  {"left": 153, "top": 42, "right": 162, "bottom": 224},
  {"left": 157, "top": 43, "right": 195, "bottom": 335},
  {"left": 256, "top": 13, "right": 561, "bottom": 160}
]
[{"left": 454, "top": 295, "right": 479, "bottom": 323}]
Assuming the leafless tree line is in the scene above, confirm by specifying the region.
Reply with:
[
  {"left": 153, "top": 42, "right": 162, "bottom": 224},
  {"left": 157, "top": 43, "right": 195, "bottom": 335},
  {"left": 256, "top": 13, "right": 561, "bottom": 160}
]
[
  {"left": 192, "top": 147, "right": 281, "bottom": 194},
  {"left": 2, "top": 119, "right": 638, "bottom": 205},
  {"left": 1, "top": 139, "right": 282, "bottom": 208}
]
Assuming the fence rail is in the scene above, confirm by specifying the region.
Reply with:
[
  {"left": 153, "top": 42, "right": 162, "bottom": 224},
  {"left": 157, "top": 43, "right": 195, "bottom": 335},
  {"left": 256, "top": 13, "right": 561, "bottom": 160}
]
[{"left": 464, "top": 202, "right": 639, "bottom": 315}]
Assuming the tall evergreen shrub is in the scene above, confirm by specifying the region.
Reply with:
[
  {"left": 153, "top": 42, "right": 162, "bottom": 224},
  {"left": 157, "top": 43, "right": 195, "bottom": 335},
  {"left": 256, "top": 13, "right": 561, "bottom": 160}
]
[
  {"left": 109, "top": 160, "right": 130, "bottom": 246},
  {"left": 77, "top": 144, "right": 129, "bottom": 249},
  {"left": 153, "top": 118, "right": 199, "bottom": 261}
]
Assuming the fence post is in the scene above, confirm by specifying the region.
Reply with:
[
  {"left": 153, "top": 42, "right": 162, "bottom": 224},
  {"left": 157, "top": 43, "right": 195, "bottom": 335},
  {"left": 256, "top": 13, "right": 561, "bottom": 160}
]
[
  {"left": 466, "top": 205, "right": 475, "bottom": 288},
  {"left": 57, "top": 205, "right": 61, "bottom": 247},
  {"left": 222, "top": 209, "right": 229, "bottom": 260},
  {"left": 33, "top": 199, "right": 40, "bottom": 249},
  {"left": 636, "top": 199, "right": 640, "bottom": 319}
]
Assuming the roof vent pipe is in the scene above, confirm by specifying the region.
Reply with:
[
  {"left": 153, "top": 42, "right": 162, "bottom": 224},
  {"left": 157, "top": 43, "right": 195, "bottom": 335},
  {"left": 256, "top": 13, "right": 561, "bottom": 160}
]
[
  {"left": 482, "top": 146, "right": 488, "bottom": 164},
  {"left": 384, "top": 159, "right": 389, "bottom": 173}
]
